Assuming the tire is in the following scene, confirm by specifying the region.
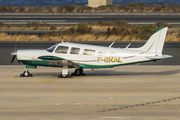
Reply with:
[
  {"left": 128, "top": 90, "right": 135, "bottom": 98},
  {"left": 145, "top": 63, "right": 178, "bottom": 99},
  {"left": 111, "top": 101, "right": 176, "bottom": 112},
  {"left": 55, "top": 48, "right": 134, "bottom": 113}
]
[
  {"left": 58, "top": 75, "right": 62, "bottom": 78},
  {"left": 82, "top": 73, "right": 86, "bottom": 76},
  {"left": 28, "top": 74, "right": 33, "bottom": 77},
  {"left": 20, "top": 74, "right": 24, "bottom": 77},
  {"left": 75, "top": 69, "right": 82, "bottom": 76}
]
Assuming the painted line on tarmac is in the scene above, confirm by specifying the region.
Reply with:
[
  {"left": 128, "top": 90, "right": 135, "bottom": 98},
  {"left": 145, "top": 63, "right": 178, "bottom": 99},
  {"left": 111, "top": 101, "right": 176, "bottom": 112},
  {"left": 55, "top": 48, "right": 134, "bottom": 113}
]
[
  {"left": 97, "top": 97, "right": 180, "bottom": 112},
  {"left": 91, "top": 97, "right": 114, "bottom": 100},
  {"left": 80, "top": 105, "right": 112, "bottom": 106},
  {"left": 56, "top": 103, "right": 80, "bottom": 106},
  {"left": 33, "top": 80, "right": 58, "bottom": 83}
]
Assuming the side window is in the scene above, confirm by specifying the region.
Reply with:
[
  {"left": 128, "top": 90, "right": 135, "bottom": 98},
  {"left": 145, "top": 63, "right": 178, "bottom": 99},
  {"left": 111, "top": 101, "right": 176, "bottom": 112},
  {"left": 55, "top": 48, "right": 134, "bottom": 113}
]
[
  {"left": 55, "top": 46, "right": 69, "bottom": 54},
  {"left": 83, "top": 49, "right": 96, "bottom": 56},
  {"left": 98, "top": 51, "right": 106, "bottom": 56},
  {"left": 70, "top": 47, "right": 80, "bottom": 55}
]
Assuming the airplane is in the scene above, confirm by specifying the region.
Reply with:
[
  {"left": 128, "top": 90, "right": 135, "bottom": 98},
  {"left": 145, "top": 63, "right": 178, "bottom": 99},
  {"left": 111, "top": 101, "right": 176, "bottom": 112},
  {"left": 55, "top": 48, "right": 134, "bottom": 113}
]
[{"left": 10, "top": 27, "right": 172, "bottom": 78}]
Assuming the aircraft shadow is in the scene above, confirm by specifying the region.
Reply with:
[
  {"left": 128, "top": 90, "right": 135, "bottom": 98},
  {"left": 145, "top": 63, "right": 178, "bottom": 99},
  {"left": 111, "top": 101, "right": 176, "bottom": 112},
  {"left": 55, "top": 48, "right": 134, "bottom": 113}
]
[
  {"left": 32, "top": 69, "right": 180, "bottom": 77},
  {"left": 84, "top": 69, "right": 180, "bottom": 76}
]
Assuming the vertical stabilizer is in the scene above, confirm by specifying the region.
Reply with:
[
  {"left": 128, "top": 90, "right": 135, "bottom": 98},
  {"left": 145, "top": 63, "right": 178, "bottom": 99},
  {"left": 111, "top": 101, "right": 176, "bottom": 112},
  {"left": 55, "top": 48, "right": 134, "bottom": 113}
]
[{"left": 139, "top": 27, "right": 168, "bottom": 53}]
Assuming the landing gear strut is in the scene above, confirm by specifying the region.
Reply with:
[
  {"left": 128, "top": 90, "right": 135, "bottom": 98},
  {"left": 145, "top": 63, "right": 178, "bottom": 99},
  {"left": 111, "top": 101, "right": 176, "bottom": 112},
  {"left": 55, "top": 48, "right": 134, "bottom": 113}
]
[
  {"left": 58, "top": 65, "right": 72, "bottom": 78},
  {"left": 58, "top": 73, "right": 72, "bottom": 78},
  {"left": 71, "top": 68, "right": 86, "bottom": 76},
  {"left": 20, "top": 69, "right": 33, "bottom": 77}
]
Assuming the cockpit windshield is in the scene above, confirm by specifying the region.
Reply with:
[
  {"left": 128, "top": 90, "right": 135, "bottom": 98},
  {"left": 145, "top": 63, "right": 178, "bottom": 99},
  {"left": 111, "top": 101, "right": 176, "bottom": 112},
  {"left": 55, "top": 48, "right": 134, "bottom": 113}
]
[{"left": 46, "top": 44, "right": 57, "bottom": 52}]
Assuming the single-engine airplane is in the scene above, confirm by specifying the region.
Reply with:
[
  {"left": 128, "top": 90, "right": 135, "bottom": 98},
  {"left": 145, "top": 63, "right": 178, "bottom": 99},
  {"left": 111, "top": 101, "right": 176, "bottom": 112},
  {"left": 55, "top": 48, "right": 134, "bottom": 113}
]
[{"left": 11, "top": 27, "right": 172, "bottom": 78}]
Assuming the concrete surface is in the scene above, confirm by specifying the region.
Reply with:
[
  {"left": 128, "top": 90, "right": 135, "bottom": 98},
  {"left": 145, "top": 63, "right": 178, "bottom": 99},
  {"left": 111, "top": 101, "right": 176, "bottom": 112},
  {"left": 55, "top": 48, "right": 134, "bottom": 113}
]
[{"left": 0, "top": 65, "right": 180, "bottom": 120}]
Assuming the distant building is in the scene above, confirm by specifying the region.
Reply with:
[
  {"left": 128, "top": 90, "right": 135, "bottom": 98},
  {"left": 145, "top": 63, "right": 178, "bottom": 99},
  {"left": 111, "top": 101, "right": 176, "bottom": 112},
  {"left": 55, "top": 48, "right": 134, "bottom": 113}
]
[{"left": 88, "top": 0, "right": 113, "bottom": 8}]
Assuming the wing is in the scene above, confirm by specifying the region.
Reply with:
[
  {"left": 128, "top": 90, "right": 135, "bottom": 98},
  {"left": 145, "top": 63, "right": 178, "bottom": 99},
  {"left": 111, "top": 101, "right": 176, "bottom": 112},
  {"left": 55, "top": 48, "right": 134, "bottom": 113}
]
[{"left": 38, "top": 56, "right": 81, "bottom": 68}]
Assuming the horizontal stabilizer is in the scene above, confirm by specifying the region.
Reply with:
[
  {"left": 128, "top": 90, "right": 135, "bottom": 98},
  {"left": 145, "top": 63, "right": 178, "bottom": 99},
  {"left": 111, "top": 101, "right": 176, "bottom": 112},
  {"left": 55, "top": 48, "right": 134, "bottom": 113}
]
[
  {"left": 162, "top": 54, "right": 173, "bottom": 59},
  {"left": 146, "top": 54, "right": 172, "bottom": 60}
]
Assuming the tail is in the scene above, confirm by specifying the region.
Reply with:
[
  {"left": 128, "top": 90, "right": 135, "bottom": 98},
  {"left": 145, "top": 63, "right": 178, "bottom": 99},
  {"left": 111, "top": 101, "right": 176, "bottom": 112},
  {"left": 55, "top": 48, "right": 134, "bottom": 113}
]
[{"left": 139, "top": 27, "right": 168, "bottom": 53}]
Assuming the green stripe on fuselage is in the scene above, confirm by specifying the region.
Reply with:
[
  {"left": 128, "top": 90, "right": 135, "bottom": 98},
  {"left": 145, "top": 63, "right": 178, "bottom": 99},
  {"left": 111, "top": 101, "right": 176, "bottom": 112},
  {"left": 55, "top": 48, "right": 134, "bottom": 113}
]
[
  {"left": 20, "top": 59, "right": 158, "bottom": 69},
  {"left": 75, "top": 59, "right": 157, "bottom": 68},
  {"left": 20, "top": 60, "right": 54, "bottom": 67},
  {"left": 38, "top": 56, "right": 64, "bottom": 60}
]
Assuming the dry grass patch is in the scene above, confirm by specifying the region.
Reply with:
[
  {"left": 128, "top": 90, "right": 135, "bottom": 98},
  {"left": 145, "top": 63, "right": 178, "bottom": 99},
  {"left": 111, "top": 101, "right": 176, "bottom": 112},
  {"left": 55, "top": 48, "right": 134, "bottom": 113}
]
[
  {"left": 166, "top": 33, "right": 180, "bottom": 41},
  {"left": 90, "top": 25, "right": 113, "bottom": 30},
  {"left": 0, "top": 32, "right": 180, "bottom": 41},
  {"left": 0, "top": 32, "right": 39, "bottom": 41}
]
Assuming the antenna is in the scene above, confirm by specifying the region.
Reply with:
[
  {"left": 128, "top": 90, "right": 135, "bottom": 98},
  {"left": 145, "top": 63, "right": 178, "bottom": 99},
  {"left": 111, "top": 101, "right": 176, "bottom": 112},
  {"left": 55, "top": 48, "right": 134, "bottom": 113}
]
[
  {"left": 125, "top": 43, "right": 131, "bottom": 49},
  {"left": 61, "top": 37, "right": 64, "bottom": 43},
  {"left": 109, "top": 41, "right": 115, "bottom": 48}
]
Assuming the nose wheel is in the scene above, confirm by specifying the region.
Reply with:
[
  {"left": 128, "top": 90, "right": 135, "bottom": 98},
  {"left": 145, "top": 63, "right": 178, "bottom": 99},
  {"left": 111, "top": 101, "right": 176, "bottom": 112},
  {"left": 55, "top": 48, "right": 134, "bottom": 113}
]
[
  {"left": 20, "top": 70, "right": 33, "bottom": 77},
  {"left": 71, "top": 68, "right": 86, "bottom": 76}
]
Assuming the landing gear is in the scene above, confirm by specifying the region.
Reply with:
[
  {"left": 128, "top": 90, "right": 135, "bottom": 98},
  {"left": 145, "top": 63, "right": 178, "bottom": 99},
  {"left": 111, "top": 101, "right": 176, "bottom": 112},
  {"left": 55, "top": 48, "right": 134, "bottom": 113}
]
[
  {"left": 58, "top": 65, "right": 72, "bottom": 78},
  {"left": 20, "top": 70, "right": 33, "bottom": 77},
  {"left": 71, "top": 68, "right": 86, "bottom": 76},
  {"left": 58, "top": 73, "right": 72, "bottom": 78},
  {"left": 58, "top": 67, "right": 86, "bottom": 78}
]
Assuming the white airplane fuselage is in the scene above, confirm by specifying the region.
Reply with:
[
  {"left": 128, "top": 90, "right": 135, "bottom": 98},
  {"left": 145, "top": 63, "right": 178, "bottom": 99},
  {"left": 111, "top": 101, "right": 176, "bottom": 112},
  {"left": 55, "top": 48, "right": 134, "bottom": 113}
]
[
  {"left": 16, "top": 42, "right": 161, "bottom": 69},
  {"left": 10, "top": 27, "right": 172, "bottom": 77}
]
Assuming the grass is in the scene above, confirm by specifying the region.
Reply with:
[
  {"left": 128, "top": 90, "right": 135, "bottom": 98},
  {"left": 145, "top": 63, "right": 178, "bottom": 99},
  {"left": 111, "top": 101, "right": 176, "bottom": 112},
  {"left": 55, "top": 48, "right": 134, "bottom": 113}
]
[
  {"left": 1, "top": 32, "right": 180, "bottom": 42},
  {"left": 0, "top": 21, "right": 180, "bottom": 41}
]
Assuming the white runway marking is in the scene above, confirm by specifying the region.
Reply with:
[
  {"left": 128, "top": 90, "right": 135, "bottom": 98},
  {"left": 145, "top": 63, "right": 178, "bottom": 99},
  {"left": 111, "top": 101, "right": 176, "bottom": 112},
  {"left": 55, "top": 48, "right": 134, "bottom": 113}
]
[
  {"left": 56, "top": 103, "right": 80, "bottom": 106},
  {"left": 91, "top": 97, "right": 114, "bottom": 100}
]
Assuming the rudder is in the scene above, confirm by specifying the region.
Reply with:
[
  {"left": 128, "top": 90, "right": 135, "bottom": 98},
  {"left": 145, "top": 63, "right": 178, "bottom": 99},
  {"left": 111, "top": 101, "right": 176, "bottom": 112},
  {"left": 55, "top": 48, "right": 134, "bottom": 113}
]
[{"left": 139, "top": 27, "right": 168, "bottom": 53}]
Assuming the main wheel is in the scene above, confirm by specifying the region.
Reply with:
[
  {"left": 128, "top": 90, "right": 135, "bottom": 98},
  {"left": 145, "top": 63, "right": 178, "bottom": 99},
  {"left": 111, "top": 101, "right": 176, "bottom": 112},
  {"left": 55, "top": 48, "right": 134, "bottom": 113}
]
[
  {"left": 75, "top": 69, "right": 82, "bottom": 76},
  {"left": 20, "top": 74, "right": 24, "bottom": 77}
]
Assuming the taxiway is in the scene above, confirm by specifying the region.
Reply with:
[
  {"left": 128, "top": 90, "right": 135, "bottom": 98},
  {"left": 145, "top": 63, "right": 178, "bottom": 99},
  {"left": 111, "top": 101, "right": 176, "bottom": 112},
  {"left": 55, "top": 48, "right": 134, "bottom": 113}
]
[{"left": 0, "top": 65, "right": 180, "bottom": 119}]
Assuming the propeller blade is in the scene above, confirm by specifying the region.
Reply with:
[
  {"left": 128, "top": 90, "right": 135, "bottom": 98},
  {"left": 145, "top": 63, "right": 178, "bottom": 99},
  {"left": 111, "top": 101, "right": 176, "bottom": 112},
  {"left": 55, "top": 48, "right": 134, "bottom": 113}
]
[
  {"left": 11, "top": 55, "right": 16, "bottom": 63},
  {"left": 17, "top": 59, "right": 20, "bottom": 64}
]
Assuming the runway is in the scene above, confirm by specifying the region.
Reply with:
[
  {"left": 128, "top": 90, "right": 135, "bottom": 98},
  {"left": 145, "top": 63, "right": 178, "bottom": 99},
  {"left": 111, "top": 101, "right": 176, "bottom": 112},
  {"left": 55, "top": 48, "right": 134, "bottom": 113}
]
[
  {"left": 1, "top": 14, "right": 180, "bottom": 26},
  {"left": 0, "top": 65, "right": 180, "bottom": 119}
]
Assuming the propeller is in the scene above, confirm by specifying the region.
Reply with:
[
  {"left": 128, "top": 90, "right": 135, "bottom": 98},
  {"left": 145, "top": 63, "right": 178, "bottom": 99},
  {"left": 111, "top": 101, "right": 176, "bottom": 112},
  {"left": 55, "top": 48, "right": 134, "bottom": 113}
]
[
  {"left": 10, "top": 51, "right": 20, "bottom": 64},
  {"left": 11, "top": 55, "right": 16, "bottom": 63}
]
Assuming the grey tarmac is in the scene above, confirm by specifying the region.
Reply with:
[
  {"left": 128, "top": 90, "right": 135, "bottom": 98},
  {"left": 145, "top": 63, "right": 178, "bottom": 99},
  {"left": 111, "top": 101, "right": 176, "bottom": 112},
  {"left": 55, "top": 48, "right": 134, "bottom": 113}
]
[
  {"left": 0, "top": 65, "right": 180, "bottom": 120},
  {"left": 1, "top": 13, "right": 180, "bottom": 26}
]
